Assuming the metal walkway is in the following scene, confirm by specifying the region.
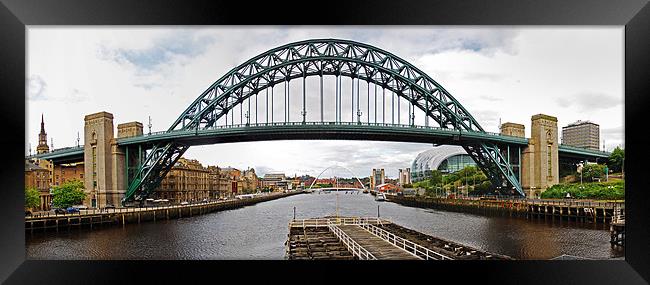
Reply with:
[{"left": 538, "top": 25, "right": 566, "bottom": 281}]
[{"left": 336, "top": 224, "right": 421, "bottom": 260}]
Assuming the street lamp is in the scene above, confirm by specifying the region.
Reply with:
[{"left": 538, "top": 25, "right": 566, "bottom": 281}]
[{"left": 576, "top": 161, "right": 584, "bottom": 186}]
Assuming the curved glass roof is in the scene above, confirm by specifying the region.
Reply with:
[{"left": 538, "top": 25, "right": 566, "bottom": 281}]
[{"left": 411, "top": 145, "right": 469, "bottom": 174}]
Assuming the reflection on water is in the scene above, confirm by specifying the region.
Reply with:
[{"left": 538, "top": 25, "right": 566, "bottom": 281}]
[{"left": 26, "top": 193, "right": 623, "bottom": 260}]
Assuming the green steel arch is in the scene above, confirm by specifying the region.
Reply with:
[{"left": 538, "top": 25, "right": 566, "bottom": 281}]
[{"left": 123, "top": 39, "right": 523, "bottom": 204}]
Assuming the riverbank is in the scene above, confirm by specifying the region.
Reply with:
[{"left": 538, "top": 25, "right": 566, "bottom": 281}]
[
  {"left": 25, "top": 191, "right": 306, "bottom": 233},
  {"left": 385, "top": 194, "right": 623, "bottom": 224}
]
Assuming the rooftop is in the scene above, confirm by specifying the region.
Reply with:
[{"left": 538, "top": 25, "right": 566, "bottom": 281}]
[
  {"left": 25, "top": 161, "right": 45, "bottom": 171},
  {"left": 564, "top": 120, "right": 599, "bottom": 128}
]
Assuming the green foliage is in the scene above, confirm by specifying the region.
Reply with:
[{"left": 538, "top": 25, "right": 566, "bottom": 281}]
[
  {"left": 580, "top": 164, "right": 606, "bottom": 182},
  {"left": 402, "top": 183, "right": 413, "bottom": 188},
  {"left": 540, "top": 180, "right": 624, "bottom": 200},
  {"left": 441, "top": 166, "right": 488, "bottom": 189},
  {"left": 473, "top": 181, "right": 493, "bottom": 193},
  {"left": 51, "top": 179, "right": 86, "bottom": 208},
  {"left": 25, "top": 187, "right": 40, "bottom": 209},
  {"left": 428, "top": 170, "right": 443, "bottom": 185},
  {"left": 608, "top": 147, "right": 624, "bottom": 173}
]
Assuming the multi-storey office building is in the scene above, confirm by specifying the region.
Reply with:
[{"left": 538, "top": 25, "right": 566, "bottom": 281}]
[{"left": 561, "top": 120, "right": 600, "bottom": 151}]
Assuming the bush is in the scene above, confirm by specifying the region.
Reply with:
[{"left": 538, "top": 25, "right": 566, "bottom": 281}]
[
  {"left": 580, "top": 164, "right": 606, "bottom": 182},
  {"left": 540, "top": 180, "right": 624, "bottom": 200},
  {"left": 25, "top": 187, "right": 40, "bottom": 209}
]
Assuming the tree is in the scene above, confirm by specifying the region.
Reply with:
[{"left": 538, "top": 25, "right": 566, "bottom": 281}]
[
  {"left": 25, "top": 187, "right": 40, "bottom": 210},
  {"left": 429, "top": 170, "right": 443, "bottom": 185},
  {"left": 608, "top": 146, "right": 624, "bottom": 173},
  {"left": 581, "top": 164, "right": 606, "bottom": 182},
  {"left": 473, "top": 181, "right": 493, "bottom": 194},
  {"left": 51, "top": 179, "right": 86, "bottom": 208}
]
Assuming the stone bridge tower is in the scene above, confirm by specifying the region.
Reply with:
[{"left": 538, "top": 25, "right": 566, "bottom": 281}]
[
  {"left": 84, "top": 111, "right": 143, "bottom": 207},
  {"left": 84, "top": 112, "right": 115, "bottom": 208},
  {"left": 521, "top": 114, "right": 559, "bottom": 197}
]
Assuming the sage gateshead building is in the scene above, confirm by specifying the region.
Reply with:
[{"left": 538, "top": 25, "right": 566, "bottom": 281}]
[{"left": 411, "top": 145, "right": 476, "bottom": 182}]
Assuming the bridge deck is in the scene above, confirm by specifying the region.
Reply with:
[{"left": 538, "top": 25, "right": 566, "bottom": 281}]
[{"left": 336, "top": 224, "right": 421, "bottom": 260}]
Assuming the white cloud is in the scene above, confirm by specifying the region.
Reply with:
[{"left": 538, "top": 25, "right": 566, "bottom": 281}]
[{"left": 27, "top": 75, "right": 47, "bottom": 101}]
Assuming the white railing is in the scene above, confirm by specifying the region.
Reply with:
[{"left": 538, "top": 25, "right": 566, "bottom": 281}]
[
  {"left": 328, "top": 223, "right": 377, "bottom": 260},
  {"left": 359, "top": 223, "right": 452, "bottom": 260},
  {"left": 612, "top": 205, "right": 625, "bottom": 224},
  {"left": 289, "top": 217, "right": 389, "bottom": 228}
]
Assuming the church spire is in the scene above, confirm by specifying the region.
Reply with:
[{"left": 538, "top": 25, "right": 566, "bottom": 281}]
[
  {"left": 37, "top": 113, "right": 50, "bottom": 154},
  {"left": 40, "top": 113, "right": 45, "bottom": 133}
]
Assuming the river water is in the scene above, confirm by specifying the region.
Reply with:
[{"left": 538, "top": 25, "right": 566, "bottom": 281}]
[{"left": 26, "top": 192, "right": 624, "bottom": 260}]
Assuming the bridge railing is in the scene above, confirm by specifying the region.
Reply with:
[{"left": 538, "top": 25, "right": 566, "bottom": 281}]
[
  {"left": 558, "top": 144, "right": 611, "bottom": 156},
  {"left": 289, "top": 217, "right": 389, "bottom": 228},
  {"left": 328, "top": 223, "right": 377, "bottom": 260},
  {"left": 26, "top": 145, "right": 84, "bottom": 159},
  {"left": 136, "top": 121, "right": 526, "bottom": 140},
  {"left": 359, "top": 223, "right": 451, "bottom": 260}
]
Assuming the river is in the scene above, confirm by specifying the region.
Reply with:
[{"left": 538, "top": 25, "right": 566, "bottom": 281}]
[{"left": 26, "top": 192, "right": 624, "bottom": 260}]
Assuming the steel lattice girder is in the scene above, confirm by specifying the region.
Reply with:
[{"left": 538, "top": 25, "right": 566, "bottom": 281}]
[
  {"left": 122, "top": 38, "right": 524, "bottom": 204},
  {"left": 463, "top": 143, "right": 524, "bottom": 196},
  {"left": 169, "top": 39, "right": 484, "bottom": 133},
  {"left": 123, "top": 142, "right": 188, "bottom": 204}
]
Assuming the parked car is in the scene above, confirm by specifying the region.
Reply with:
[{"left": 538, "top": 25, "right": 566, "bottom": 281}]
[
  {"left": 25, "top": 210, "right": 32, "bottom": 217},
  {"left": 73, "top": 205, "right": 88, "bottom": 210},
  {"left": 52, "top": 208, "right": 67, "bottom": 214},
  {"left": 180, "top": 201, "right": 189, "bottom": 206},
  {"left": 104, "top": 204, "right": 115, "bottom": 210},
  {"left": 66, "top": 207, "right": 80, "bottom": 213}
]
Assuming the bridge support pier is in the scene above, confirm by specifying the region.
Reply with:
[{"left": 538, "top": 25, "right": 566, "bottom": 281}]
[
  {"left": 502, "top": 114, "right": 559, "bottom": 198},
  {"left": 84, "top": 112, "right": 143, "bottom": 208}
]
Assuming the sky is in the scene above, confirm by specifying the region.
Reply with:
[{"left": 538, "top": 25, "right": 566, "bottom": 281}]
[{"left": 26, "top": 26, "right": 624, "bottom": 178}]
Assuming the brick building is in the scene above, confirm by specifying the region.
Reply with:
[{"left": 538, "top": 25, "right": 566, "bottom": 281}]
[{"left": 25, "top": 161, "right": 52, "bottom": 211}]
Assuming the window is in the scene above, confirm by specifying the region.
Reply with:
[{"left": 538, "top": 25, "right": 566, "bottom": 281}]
[
  {"left": 546, "top": 145, "right": 553, "bottom": 178},
  {"left": 92, "top": 147, "right": 97, "bottom": 189}
]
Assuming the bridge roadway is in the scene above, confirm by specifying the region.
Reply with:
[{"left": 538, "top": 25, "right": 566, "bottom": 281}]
[{"left": 26, "top": 122, "right": 610, "bottom": 164}]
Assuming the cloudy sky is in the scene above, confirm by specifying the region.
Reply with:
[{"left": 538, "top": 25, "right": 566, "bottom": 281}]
[{"left": 26, "top": 26, "right": 624, "bottom": 178}]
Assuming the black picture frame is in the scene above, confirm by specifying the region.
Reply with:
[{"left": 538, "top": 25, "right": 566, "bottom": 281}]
[{"left": 1, "top": 0, "right": 648, "bottom": 284}]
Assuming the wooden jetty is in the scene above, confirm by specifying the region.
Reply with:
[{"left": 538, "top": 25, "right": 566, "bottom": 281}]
[
  {"left": 387, "top": 195, "right": 623, "bottom": 225},
  {"left": 610, "top": 206, "right": 625, "bottom": 247},
  {"left": 286, "top": 225, "right": 354, "bottom": 260},
  {"left": 285, "top": 216, "right": 512, "bottom": 260}
]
